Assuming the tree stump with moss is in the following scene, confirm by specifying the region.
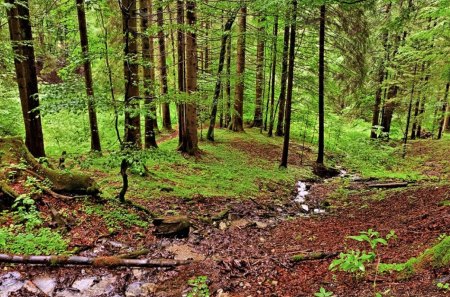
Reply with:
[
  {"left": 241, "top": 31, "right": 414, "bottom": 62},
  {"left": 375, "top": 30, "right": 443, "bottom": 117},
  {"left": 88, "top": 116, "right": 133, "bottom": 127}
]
[{"left": 0, "top": 137, "right": 99, "bottom": 204}]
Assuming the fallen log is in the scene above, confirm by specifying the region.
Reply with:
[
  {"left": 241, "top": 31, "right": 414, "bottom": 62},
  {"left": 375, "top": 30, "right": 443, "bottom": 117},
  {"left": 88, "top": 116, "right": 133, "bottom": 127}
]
[
  {"left": 368, "top": 182, "right": 408, "bottom": 189},
  {"left": 291, "top": 251, "right": 339, "bottom": 263},
  {"left": 0, "top": 254, "right": 191, "bottom": 268}
]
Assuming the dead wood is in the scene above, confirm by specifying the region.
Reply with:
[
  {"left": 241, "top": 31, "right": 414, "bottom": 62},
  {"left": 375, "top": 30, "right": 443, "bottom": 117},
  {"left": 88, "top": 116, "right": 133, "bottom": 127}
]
[
  {"left": 291, "top": 251, "right": 339, "bottom": 263},
  {"left": 368, "top": 182, "right": 409, "bottom": 189},
  {"left": 0, "top": 253, "right": 191, "bottom": 267}
]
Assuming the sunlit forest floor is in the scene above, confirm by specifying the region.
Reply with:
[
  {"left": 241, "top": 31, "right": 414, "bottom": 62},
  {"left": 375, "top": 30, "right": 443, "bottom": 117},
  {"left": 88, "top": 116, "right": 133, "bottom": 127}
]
[{"left": 1, "top": 129, "right": 449, "bottom": 296}]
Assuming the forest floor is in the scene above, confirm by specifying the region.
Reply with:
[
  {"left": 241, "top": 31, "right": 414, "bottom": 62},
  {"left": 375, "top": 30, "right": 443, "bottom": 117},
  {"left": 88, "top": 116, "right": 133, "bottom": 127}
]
[{"left": 1, "top": 129, "right": 449, "bottom": 297}]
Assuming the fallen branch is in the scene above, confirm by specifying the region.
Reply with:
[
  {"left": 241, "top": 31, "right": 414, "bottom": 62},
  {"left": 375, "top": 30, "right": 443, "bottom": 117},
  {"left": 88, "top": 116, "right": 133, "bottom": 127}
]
[
  {"left": 368, "top": 182, "right": 408, "bottom": 189},
  {"left": 0, "top": 254, "right": 191, "bottom": 268},
  {"left": 291, "top": 251, "right": 339, "bottom": 263}
]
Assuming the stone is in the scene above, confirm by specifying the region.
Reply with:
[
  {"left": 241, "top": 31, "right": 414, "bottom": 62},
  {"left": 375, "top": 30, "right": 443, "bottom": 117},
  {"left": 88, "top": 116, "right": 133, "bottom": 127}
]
[
  {"left": 0, "top": 272, "right": 24, "bottom": 297},
  {"left": 153, "top": 216, "right": 190, "bottom": 238},
  {"left": 301, "top": 204, "right": 309, "bottom": 212},
  {"left": 219, "top": 222, "right": 227, "bottom": 230},
  {"left": 166, "top": 244, "right": 206, "bottom": 261},
  {"left": 255, "top": 221, "right": 268, "bottom": 229},
  {"left": 72, "top": 277, "right": 96, "bottom": 292},
  {"left": 230, "top": 219, "right": 251, "bottom": 229},
  {"left": 33, "top": 276, "right": 57, "bottom": 296}
]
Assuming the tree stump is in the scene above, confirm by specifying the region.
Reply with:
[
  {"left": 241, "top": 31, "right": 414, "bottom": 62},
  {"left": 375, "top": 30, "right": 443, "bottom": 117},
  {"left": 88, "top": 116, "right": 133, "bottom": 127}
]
[{"left": 153, "top": 216, "right": 190, "bottom": 238}]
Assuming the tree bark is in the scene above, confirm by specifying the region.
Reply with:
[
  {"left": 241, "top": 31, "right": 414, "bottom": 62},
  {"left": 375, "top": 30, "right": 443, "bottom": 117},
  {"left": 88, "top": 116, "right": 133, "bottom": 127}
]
[
  {"left": 121, "top": 0, "right": 142, "bottom": 148},
  {"left": 206, "top": 13, "right": 237, "bottom": 141},
  {"left": 141, "top": 0, "right": 158, "bottom": 148},
  {"left": 178, "top": 0, "right": 198, "bottom": 155},
  {"left": 316, "top": 4, "right": 326, "bottom": 165},
  {"left": 267, "top": 16, "right": 279, "bottom": 137},
  {"left": 440, "top": 82, "right": 450, "bottom": 136},
  {"left": 252, "top": 17, "right": 265, "bottom": 128},
  {"left": 76, "top": 0, "right": 101, "bottom": 152},
  {"left": 6, "top": 0, "right": 45, "bottom": 157},
  {"left": 225, "top": 32, "right": 232, "bottom": 128},
  {"left": 156, "top": 2, "right": 172, "bottom": 131},
  {"left": 275, "top": 20, "right": 290, "bottom": 136},
  {"left": 231, "top": 5, "right": 247, "bottom": 132},
  {"left": 280, "top": 0, "right": 297, "bottom": 168},
  {"left": 402, "top": 63, "right": 417, "bottom": 158}
]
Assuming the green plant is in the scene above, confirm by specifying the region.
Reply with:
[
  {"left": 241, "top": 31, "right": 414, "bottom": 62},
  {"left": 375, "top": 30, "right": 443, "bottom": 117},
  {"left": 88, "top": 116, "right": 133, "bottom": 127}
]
[
  {"left": 348, "top": 229, "right": 396, "bottom": 251},
  {"left": 330, "top": 250, "right": 376, "bottom": 273},
  {"left": 187, "top": 276, "right": 210, "bottom": 297},
  {"left": 314, "top": 287, "right": 334, "bottom": 297},
  {"left": 437, "top": 282, "right": 450, "bottom": 291}
]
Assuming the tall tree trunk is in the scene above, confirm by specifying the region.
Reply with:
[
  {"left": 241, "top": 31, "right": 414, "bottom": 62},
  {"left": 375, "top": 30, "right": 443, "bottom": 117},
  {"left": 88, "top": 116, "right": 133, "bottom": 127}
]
[
  {"left": 267, "top": 15, "right": 279, "bottom": 137},
  {"left": 207, "top": 14, "right": 237, "bottom": 141},
  {"left": 231, "top": 5, "right": 246, "bottom": 132},
  {"left": 6, "top": 0, "right": 45, "bottom": 157},
  {"left": 316, "top": 4, "right": 326, "bottom": 165},
  {"left": 141, "top": 0, "right": 157, "bottom": 148},
  {"left": 121, "top": 0, "right": 141, "bottom": 148},
  {"left": 156, "top": 2, "right": 172, "bottom": 131},
  {"left": 76, "top": 0, "right": 101, "bottom": 152},
  {"left": 411, "top": 64, "right": 424, "bottom": 140},
  {"left": 252, "top": 17, "right": 265, "bottom": 128},
  {"left": 280, "top": 0, "right": 297, "bottom": 168},
  {"left": 178, "top": 0, "right": 198, "bottom": 154},
  {"left": 176, "top": 0, "right": 186, "bottom": 145},
  {"left": 416, "top": 78, "right": 429, "bottom": 139},
  {"left": 402, "top": 63, "right": 417, "bottom": 158},
  {"left": 275, "top": 20, "right": 290, "bottom": 136},
  {"left": 370, "top": 3, "right": 391, "bottom": 139},
  {"left": 225, "top": 33, "right": 232, "bottom": 128}
]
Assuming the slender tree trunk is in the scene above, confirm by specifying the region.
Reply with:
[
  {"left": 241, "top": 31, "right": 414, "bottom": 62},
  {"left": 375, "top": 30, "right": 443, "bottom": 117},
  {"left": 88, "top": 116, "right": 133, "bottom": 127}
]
[
  {"left": 141, "top": 0, "right": 157, "bottom": 148},
  {"left": 76, "top": 0, "right": 101, "bottom": 151},
  {"left": 442, "top": 83, "right": 450, "bottom": 133},
  {"left": 370, "top": 4, "right": 391, "bottom": 139},
  {"left": 417, "top": 78, "right": 428, "bottom": 139},
  {"left": 207, "top": 14, "right": 237, "bottom": 141},
  {"left": 156, "top": 2, "right": 172, "bottom": 131},
  {"left": 411, "top": 65, "right": 423, "bottom": 139},
  {"left": 121, "top": 0, "right": 141, "bottom": 148},
  {"left": 275, "top": 20, "right": 290, "bottom": 136},
  {"left": 252, "top": 17, "right": 265, "bottom": 128},
  {"left": 280, "top": 0, "right": 297, "bottom": 168},
  {"left": 267, "top": 15, "right": 279, "bottom": 137},
  {"left": 176, "top": 0, "right": 186, "bottom": 145},
  {"left": 316, "top": 4, "right": 326, "bottom": 165},
  {"left": 231, "top": 5, "right": 246, "bottom": 132},
  {"left": 178, "top": 0, "right": 198, "bottom": 154},
  {"left": 6, "top": 0, "right": 45, "bottom": 157},
  {"left": 402, "top": 63, "right": 417, "bottom": 158},
  {"left": 225, "top": 34, "right": 232, "bottom": 128}
]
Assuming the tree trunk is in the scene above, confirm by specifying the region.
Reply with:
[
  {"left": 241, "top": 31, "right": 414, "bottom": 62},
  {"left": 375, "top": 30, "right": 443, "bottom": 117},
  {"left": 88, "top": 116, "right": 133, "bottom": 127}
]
[
  {"left": 156, "top": 2, "right": 172, "bottom": 131},
  {"left": 6, "top": 0, "right": 45, "bottom": 158},
  {"left": 267, "top": 16, "right": 279, "bottom": 137},
  {"left": 225, "top": 32, "right": 232, "bottom": 128},
  {"left": 178, "top": 0, "right": 198, "bottom": 155},
  {"left": 121, "top": 0, "right": 141, "bottom": 148},
  {"left": 370, "top": 4, "right": 391, "bottom": 139},
  {"left": 206, "top": 13, "right": 237, "bottom": 141},
  {"left": 176, "top": 0, "right": 186, "bottom": 145},
  {"left": 441, "top": 82, "right": 450, "bottom": 135},
  {"left": 275, "top": 20, "right": 290, "bottom": 136},
  {"left": 316, "top": 4, "right": 326, "bottom": 165},
  {"left": 141, "top": 0, "right": 157, "bottom": 148},
  {"left": 402, "top": 63, "right": 417, "bottom": 158},
  {"left": 76, "top": 0, "right": 101, "bottom": 152},
  {"left": 280, "top": 0, "right": 297, "bottom": 168},
  {"left": 252, "top": 17, "right": 265, "bottom": 128},
  {"left": 231, "top": 5, "right": 246, "bottom": 132}
]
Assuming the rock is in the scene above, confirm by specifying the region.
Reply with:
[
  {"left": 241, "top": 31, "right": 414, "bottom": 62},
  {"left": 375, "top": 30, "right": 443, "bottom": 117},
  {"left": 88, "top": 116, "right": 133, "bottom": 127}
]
[
  {"left": 255, "top": 221, "right": 268, "bottom": 229},
  {"left": 23, "top": 280, "right": 41, "bottom": 295},
  {"left": 72, "top": 277, "right": 96, "bottom": 292},
  {"left": 33, "top": 276, "right": 57, "bottom": 296},
  {"left": 153, "top": 216, "right": 190, "bottom": 238},
  {"left": 230, "top": 219, "right": 251, "bottom": 229},
  {"left": 219, "top": 222, "right": 227, "bottom": 230},
  {"left": 126, "top": 282, "right": 144, "bottom": 297},
  {"left": 301, "top": 204, "right": 309, "bottom": 212},
  {"left": 132, "top": 269, "right": 144, "bottom": 279},
  {"left": 0, "top": 271, "right": 24, "bottom": 297},
  {"left": 166, "top": 244, "right": 206, "bottom": 261},
  {"left": 313, "top": 208, "right": 326, "bottom": 214},
  {"left": 216, "top": 289, "right": 231, "bottom": 297}
]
